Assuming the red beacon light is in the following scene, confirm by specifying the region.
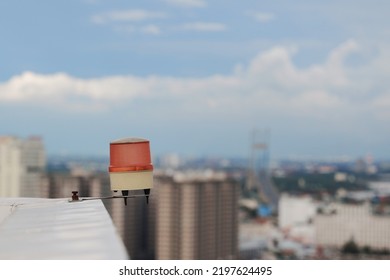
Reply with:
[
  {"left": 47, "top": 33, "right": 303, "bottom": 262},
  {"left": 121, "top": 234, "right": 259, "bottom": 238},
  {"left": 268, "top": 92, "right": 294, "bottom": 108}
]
[{"left": 109, "top": 137, "right": 153, "bottom": 205}]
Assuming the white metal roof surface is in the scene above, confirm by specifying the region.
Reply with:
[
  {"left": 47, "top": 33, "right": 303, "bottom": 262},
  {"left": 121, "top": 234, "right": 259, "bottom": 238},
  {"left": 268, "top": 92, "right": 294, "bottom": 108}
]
[{"left": 0, "top": 198, "right": 129, "bottom": 260}]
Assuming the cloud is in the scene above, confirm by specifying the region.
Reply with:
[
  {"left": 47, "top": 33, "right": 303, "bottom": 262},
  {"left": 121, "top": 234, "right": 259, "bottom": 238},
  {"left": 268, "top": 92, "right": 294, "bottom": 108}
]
[
  {"left": 251, "top": 12, "right": 275, "bottom": 23},
  {"left": 91, "top": 9, "right": 165, "bottom": 36},
  {"left": 245, "top": 41, "right": 356, "bottom": 90},
  {"left": 0, "top": 72, "right": 147, "bottom": 112},
  {"left": 180, "top": 22, "right": 226, "bottom": 32},
  {"left": 164, "top": 0, "right": 207, "bottom": 8},
  {"left": 91, "top": 9, "right": 167, "bottom": 24},
  {"left": 1, "top": 39, "right": 387, "bottom": 124}
]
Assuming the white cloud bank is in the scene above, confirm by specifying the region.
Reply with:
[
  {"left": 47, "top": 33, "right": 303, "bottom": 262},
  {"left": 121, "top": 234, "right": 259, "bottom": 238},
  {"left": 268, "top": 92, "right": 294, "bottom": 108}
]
[{"left": 0, "top": 40, "right": 388, "bottom": 123}]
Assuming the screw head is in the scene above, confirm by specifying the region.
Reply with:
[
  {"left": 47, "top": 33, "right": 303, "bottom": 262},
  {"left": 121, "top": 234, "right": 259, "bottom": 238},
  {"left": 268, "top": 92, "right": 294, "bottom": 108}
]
[{"left": 71, "top": 191, "right": 79, "bottom": 201}]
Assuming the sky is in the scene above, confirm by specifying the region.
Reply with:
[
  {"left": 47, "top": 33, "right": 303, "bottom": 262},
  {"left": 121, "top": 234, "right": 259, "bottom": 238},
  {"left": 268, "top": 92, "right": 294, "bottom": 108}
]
[{"left": 0, "top": 0, "right": 390, "bottom": 160}]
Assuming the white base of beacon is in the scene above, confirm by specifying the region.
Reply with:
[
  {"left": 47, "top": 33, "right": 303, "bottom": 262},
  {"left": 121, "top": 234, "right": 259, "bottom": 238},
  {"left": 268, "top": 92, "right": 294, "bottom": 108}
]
[{"left": 109, "top": 171, "right": 153, "bottom": 191}]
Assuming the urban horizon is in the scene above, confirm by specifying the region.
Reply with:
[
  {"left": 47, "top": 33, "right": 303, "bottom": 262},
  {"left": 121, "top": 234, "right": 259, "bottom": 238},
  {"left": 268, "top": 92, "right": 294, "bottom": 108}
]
[{"left": 44, "top": 143, "right": 390, "bottom": 165}]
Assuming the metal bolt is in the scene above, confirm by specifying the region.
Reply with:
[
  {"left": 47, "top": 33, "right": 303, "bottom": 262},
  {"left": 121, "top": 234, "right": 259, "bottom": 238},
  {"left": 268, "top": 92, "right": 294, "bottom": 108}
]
[{"left": 72, "top": 191, "right": 79, "bottom": 201}]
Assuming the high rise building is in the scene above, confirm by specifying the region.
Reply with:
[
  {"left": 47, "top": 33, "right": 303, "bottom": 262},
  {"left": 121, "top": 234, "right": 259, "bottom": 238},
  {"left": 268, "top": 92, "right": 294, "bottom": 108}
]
[
  {"left": 154, "top": 172, "right": 239, "bottom": 259},
  {"left": 0, "top": 136, "right": 46, "bottom": 198},
  {"left": 0, "top": 137, "right": 22, "bottom": 197},
  {"left": 20, "top": 136, "right": 46, "bottom": 197}
]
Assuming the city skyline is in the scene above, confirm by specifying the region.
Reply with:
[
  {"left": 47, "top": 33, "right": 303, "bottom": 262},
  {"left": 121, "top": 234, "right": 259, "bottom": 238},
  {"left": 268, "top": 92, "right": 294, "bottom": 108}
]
[{"left": 1, "top": 1, "right": 390, "bottom": 159}]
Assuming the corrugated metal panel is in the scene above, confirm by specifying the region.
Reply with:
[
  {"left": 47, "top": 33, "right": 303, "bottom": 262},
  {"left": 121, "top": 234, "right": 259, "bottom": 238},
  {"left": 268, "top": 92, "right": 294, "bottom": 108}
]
[{"left": 0, "top": 198, "right": 129, "bottom": 259}]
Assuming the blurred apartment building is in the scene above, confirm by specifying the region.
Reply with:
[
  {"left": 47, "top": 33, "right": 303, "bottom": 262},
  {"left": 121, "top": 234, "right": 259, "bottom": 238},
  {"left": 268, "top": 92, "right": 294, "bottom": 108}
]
[
  {"left": 0, "top": 136, "right": 46, "bottom": 198},
  {"left": 154, "top": 171, "right": 239, "bottom": 259}
]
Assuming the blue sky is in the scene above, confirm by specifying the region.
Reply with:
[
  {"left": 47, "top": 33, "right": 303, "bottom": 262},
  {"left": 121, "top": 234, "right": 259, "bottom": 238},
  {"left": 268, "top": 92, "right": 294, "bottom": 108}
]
[{"left": 1, "top": 0, "right": 390, "bottom": 160}]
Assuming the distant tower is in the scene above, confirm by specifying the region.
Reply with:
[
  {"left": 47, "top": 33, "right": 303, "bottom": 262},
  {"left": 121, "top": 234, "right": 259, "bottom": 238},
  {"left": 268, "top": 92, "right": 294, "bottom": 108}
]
[
  {"left": 246, "top": 129, "right": 278, "bottom": 210},
  {"left": 246, "top": 129, "right": 269, "bottom": 197}
]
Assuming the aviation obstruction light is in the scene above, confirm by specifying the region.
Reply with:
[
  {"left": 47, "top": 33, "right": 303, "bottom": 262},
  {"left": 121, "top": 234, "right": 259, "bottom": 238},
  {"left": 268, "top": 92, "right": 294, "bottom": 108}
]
[{"left": 109, "top": 137, "right": 153, "bottom": 205}]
